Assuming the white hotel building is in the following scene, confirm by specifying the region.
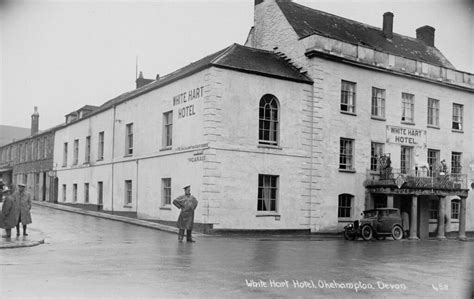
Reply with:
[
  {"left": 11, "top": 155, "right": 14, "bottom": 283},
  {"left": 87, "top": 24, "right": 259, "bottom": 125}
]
[{"left": 53, "top": 0, "right": 473, "bottom": 237}]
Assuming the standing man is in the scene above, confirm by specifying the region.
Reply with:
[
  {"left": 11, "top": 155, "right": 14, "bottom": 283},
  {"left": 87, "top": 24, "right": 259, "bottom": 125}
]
[
  {"left": 1, "top": 186, "right": 20, "bottom": 238},
  {"left": 14, "top": 182, "right": 32, "bottom": 236},
  {"left": 173, "top": 185, "right": 198, "bottom": 242}
]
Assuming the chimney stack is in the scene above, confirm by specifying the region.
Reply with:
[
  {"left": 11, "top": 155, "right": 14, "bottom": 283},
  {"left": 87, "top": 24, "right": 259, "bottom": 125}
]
[
  {"left": 31, "top": 106, "right": 39, "bottom": 135},
  {"left": 135, "top": 71, "right": 154, "bottom": 89},
  {"left": 416, "top": 25, "right": 435, "bottom": 47},
  {"left": 382, "top": 12, "right": 394, "bottom": 39}
]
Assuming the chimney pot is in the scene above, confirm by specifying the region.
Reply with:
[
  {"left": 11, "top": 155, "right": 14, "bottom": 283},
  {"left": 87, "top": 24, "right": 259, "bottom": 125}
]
[
  {"left": 416, "top": 25, "right": 435, "bottom": 47},
  {"left": 383, "top": 12, "right": 394, "bottom": 39}
]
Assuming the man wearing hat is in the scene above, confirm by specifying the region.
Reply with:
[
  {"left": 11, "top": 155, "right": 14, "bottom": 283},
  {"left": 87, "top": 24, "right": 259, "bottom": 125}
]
[
  {"left": 13, "top": 182, "right": 32, "bottom": 236},
  {"left": 172, "top": 185, "right": 198, "bottom": 242},
  {"left": 1, "top": 186, "right": 20, "bottom": 238}
]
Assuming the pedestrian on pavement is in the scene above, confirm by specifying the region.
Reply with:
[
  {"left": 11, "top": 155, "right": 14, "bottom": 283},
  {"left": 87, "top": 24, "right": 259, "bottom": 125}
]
[
  {"left": 172, "top": 185, "right": 198, "bottom": 243},
  {"left": 1, "top": 186, "right": 20, "bottom": 238},
  {"left": 14, "top": 182, "right": 32, "bottom": 236}
]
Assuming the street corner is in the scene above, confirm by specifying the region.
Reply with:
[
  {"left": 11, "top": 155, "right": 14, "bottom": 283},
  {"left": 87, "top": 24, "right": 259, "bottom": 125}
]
[{"left": 0, "top": 230, "right": 45, "bottom": 249}]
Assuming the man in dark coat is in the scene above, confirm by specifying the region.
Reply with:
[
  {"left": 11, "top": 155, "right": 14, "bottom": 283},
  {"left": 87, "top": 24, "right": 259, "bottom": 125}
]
[
  {"left": 1, "top": 186, "right": 20, "bottom": 238},
  {"left": 173, "top": 185, "right": 198, "bottom": 242},
  {"left": 14, "top": 183, "right": 32, "bottom": 236}
]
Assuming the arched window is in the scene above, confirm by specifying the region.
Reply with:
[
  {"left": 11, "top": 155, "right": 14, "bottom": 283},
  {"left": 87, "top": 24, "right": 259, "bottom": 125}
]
[
  {"left": 259, "top": 94, "right": 279, "bottom": 145},
  {"left": 338, "top": 193, "right": 353, "bottom": 218}
]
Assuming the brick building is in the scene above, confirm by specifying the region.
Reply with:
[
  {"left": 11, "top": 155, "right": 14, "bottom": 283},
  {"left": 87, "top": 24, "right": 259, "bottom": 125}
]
[{"left": 0, "top": 107, "right": 59, "bottom": 202}]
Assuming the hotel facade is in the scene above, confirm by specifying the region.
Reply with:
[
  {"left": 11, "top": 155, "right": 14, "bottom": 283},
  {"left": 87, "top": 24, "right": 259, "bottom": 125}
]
[{"left": 51, "top": 0, "right": 473, "bottom": 237}]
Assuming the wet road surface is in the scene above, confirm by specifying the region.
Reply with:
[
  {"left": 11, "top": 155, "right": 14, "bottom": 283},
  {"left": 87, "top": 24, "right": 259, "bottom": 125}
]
[{"left": 1, "top": 205, "right": 473, "bottom": 298}]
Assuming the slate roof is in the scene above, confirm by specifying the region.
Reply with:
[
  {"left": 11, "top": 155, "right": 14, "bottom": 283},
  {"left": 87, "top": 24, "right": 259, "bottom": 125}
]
[
  {"left": 276, "top": 0, "right": 455, "bottom": 69},
  {"left": 97, "top": 43, "right": 312, "bottom": 112}
]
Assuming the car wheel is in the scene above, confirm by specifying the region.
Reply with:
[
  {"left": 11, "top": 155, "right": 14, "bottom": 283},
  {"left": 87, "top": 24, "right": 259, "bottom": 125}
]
[
  {"left": 392, "top": 225, "right": 403, "bottom": 240},
  {"left": 344, "top": 230, "right": 356, "bottom": 241},
  {"left": 361, "top": 225, "right": 373, "bottom": 241}
]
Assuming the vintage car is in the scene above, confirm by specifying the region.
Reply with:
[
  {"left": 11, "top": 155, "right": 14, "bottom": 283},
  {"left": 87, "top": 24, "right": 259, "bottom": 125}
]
[{"left": 344, "top": 208, "right": 404, "bottom": 241}]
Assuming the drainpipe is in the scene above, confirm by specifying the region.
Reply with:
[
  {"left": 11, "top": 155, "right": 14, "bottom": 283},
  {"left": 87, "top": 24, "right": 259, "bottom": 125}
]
[
  {"left": 111, "top": 105, "right": 117, "bottom": 215},
  {"left": 136, "top": 159, "right": 139, "bottom": 218}
]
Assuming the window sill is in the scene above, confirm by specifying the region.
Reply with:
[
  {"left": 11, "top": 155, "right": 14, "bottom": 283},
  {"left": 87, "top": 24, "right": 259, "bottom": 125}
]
[
  {"left": 371, "top": 116, "right": 386, "bottom": 121},
  {"left": 340, "top": 111, "right": 357, "bottom": 116},
  {"left": 256, "top": 213, "right": 280, "bottom": 217},
  {"left": 338, "top": 219, "right": 352, "bottom": 223},
  {"left": 257, "top": 144, "right": 282, "bottom": 150},
  {"left": 160, "top": 206, "right": 172, "bottom": 211},
  {"left": 159, "top": 147, "right": 172, "bottom": 152},
  {"left": 124, "top": 154, "right": 133, "bottom": 158},
  {"left": 401, "top": 121, "right": 415, "bottom": 126},
  {"left": 123, "top": 204, "right": 133, "bottom": 208},
  {"left": 427, "top": 125, "right": 440, "bottom": 130},
  {"left": 451, "top": 129, "right": 464, "bottom": 134},
  {"left": 339, "top": 169, "right": 356, "bottom": 173},
  {"left": 97, "top": 158, "right": 104, "bottom": 162},
  {"left": 450, "top": 219, "right": 460, "bottom": 223}
]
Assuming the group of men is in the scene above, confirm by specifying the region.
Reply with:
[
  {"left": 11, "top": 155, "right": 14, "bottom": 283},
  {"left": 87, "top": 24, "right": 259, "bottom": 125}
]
[{"left": 0, "top": 183, "right": 33, "bottom": 238}]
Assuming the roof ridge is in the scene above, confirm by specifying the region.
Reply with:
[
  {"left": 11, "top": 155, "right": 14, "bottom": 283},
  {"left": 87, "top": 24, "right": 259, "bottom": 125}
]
[{"left": 210, "top": 43, "right": 238, "bottom": 64}]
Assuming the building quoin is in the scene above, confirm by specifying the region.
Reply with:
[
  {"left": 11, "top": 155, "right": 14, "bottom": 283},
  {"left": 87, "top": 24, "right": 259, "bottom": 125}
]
[{"left": 2, "top": 0, "right": 472, "bottom": 238}]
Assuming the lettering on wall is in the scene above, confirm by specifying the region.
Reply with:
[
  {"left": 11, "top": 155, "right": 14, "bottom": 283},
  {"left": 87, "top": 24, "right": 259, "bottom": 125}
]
[
  {"left": 386, "top": 125, "right": 427, "bottom": 147},
  {"left": 172, "top": 86, "right": 204, "bottom": 119}
]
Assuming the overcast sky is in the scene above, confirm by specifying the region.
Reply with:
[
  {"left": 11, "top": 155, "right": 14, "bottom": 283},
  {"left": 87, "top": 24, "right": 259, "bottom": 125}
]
[{"left": 1, "top": 0, "right": 472, "bottom": 130}]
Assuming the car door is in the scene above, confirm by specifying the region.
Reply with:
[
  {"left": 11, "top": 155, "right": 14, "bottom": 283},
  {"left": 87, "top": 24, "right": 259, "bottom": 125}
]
[{"left": 376, "top": 210, "right": 390, "bottom": 233}]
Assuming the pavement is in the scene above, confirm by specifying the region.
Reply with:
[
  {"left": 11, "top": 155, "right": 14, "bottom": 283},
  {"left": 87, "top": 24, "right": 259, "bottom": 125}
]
[{"left": 1, "top": 200, "right": 472, "bottom": 249}]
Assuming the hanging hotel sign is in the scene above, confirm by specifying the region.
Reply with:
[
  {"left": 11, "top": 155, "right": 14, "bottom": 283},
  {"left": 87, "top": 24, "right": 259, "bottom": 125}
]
[
  {"left": 386, "top": 125, "right": 426, "bottom": 147},
  {"left": 172, "top": 86, "right": 204, "bottom": 119}
]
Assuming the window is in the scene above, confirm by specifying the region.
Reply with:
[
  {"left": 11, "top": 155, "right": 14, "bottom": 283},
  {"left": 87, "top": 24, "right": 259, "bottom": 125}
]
[
  {"left": 163, "top": 111, "right": 173, "bottom": 148},
  {"left": 62, "top": 184, "right": 67, "bottom": 202},
  {"left": 451, "top": 200, "right": 460, "bottom": 219},
  {"left": 370, "top": 142, "right": 384, "bottom": 171},
  {"left": 257, "top": 174, "right": 278, "bottom": 212},
  {"left": 401, "top": 93, "right": 414, "bottom": 123},
  {"left": 98, "top": 131, "right": 104, "bottom": 160},
  {"left": 43, "top": 137, "right": 48, "bottom": 158},
  {"left": 162, "top": 178, "right": 171, "bottom": 206},
  {"left": 258, "top": 94, "right": 279, "bottom": 146},
  {"left": 63, "top": 142, "right": 68, "bottom": 167},
  {"left": 452, "top": 103, "right": 463, "bottom": 130},
  {"left": 38, "top": 138, "right": 43, "bottom": 160},
  {"left": 339, "top": 138, "right": 354, "bottom": 171},
  {"left": 125, "top": 123, "right": 133, "bottom": 155},
  {"left": 371, "top": 87, "right": 385, "bottom": 118},
  {"left": 400, "top": 146, "right": 413, "bottom": 174},
  {"left": 427, "top": 149, "right": 440, "bottom": 177},
  {"left": 97, "top": 181, "right": 103, "bottom": 205},
  {"left": 451, "top": 152, "right": 462, "bottom": 174},
  {"left": 429, "top": 199, "right": 439, "bottom": 220},
  {"left": 427, "top": 98, "right": 439, "bottom": 127},
  {"left": 341, "top": 80, "right": 356, "bottom": 113},
  {"left": 84, "top": 183, "right": 89, "bottom": 203},
  {"left": 73, "top": 139, "right": 79, "bottom": 165},
  {"left": 73, "top": 184, "right": 78, "bottom": 202},
  {"left": 125, "top": 180, "right": 132, "bottom": 205},
  {"left": 338, "top": 194, "right": 353, "bottom": 218},
  {"left": 85, "top": 136, "right": 91, "bottom": 163}
]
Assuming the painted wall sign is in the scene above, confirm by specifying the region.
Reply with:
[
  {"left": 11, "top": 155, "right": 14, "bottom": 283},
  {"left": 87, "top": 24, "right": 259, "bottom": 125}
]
[
  {"left": 188, "top": 155, "right": 206, "bottom": 162},
  {"left": 386, "top": 125, "right": 427, "bottom": 147},
  {"left": 172, "top": 86, "right": 204, "bottom": 119},
  {"left": 175, "top": 143, "right": 209, "bottom": 152}
]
